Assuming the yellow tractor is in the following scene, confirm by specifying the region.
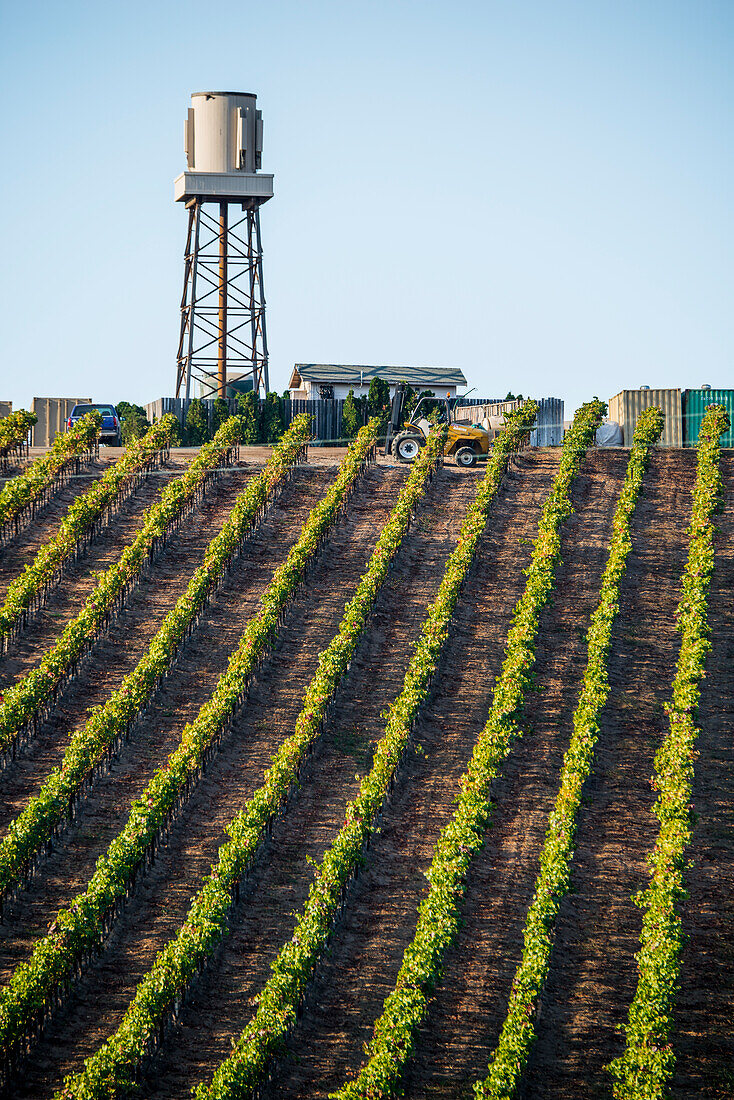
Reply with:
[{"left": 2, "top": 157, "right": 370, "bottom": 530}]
[{"left": 384, "top": 384, "right": 491, "bottom": 468}]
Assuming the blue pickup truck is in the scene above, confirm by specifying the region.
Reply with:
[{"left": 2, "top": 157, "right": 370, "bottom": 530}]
[{"left": 66, "top": 403, "right": 122, "bottom": 447}]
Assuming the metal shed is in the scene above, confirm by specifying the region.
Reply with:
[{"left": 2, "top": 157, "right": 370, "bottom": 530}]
[{"left": 608, "top": 389, "right": 682, "bottom": 448}]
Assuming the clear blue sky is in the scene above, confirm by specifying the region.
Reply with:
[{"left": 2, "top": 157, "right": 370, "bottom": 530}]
[{"left": 1, "top": 0, "right": 732, "bottom": 415}]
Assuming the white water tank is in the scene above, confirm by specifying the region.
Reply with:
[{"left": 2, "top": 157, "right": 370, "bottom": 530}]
[
  {"left": 185, "top": 92, "right": 262, "bottom": 173},
  {"left": 175, "top": 91, "right": 273, "bottom": 203}
]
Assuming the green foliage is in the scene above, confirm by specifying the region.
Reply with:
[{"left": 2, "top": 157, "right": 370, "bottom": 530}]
[
  {"left": 0, "top": 418, "right": 243, "bottom": 763},
  {"left": 608, "top": 403, "right": 729, "bottom": 1100},
  {"left": 0, "top": 419, "right": 311, "bottom": 991},
  {"left": 0, "top": 412, "right": 100, "bottom": 533},
  {"left": 0, "top": 417, "right": 177, "bottom": 646},
  {"left": 404, "top": 385, "right": 436, "bottom": 418},
  {"left": 367, "top": 377, "right": 391, "bottom": 421},
  {"left": 237, "top": 392, "right": 259, "bottom": 445},
  {"left": 189, "top": 407, "right": 546, "bottom": 1100},
  {"left": 116, "top": 401, "right": 150, "bottom": 444},
  {"left": 211, "top": 398, "right": 230, "bottom": 437},
  {"left": 411, "top": 391, "right": 439, "bottom": 420},
  {"left": 260, "top": 392, "right": 285, "bottom": 444},
  {"left": 0, "top": 409, "right": 37, "bottom": 453},
  {"left": 184, "top": 398, "right": 210, "bottom": 446},
  {"left": 330, "top": 400, "right": 608, "bottom": 1100},
  {"left": 25, "top": 421, "right": 382, "bottom": 1099},
  {"left": 470, "top": 406, "right": 663, "bottom": 1100},
  {"left": 342, "top": 388, "right": 361, "bottom": 440}
]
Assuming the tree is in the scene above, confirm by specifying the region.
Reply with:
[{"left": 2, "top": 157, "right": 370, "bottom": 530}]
[
  {"left": 237, "top": 392, "right": 259, "bottom": 445},
  {"left": 367, "top": 377, "right": 391, "bottom": 422},
  {"left": 211, "top": 397, "right": 230, "bottom": 435},
  {"left": 184, "top": 398, "right": 209, "bottom": 446},
  {"left": 401, "top": 384, "right": 419, "bottom": 418},
  {"left": 412, "top": 390, "right": 438, "bottom": 419},
  {"left": 342, "top": 388, "right": 361, "bottom": 439},
  {"left": 260, "top": 392, "right": 284, "bottom": 444},
  {"left": 116, "top": 401, "right": 150, "bottom": 444}
]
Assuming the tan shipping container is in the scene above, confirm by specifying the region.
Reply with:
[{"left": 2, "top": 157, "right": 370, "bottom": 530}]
[
  {"left": 0, "top": 402, "right": 12, "bottom": 420},
  {"left": 608, "top": 389, "right": 682, "bottom": 448},
  {"left": 31, "top": 398, "right": 92, "bottom": 447}
]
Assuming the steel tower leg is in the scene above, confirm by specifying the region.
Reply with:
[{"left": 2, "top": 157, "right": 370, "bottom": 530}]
[{"left": 255, "top": 207, "right": 269, "bottom": 394}]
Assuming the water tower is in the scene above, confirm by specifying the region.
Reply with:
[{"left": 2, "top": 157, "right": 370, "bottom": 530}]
[{"left": 174, "top": 92, "right": 274, "bottom": 401}]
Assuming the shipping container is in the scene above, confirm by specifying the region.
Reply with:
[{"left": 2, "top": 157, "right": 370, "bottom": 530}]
[
  {"left": 683, "top": 389, "right": 734, "bottom": 448},
  {"left": 0, "top": 402, "right": 12, "bottom": 420},
  {"left": 608, "top": 389, "right": 682, "bottom": 448},
  {"left": 31, "top": 397, "right": 92, "bottom": 447}
]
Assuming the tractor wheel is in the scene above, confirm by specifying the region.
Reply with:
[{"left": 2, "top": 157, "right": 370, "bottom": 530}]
[
  {"left": 455, "top": 446, "right": 477, "bottom": 468},
  {"left": 392, "top": 432, "right": 423, "bottom": 463}
]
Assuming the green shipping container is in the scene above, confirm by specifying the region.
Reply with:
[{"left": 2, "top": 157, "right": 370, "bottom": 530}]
[{"left": 683, "top": 389, "right": 734, "bottom": 448}]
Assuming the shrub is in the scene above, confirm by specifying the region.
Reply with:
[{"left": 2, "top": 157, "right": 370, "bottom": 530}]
[
  {"left": 260, "top": 392, "right": 284, "bottom": 444},
  {"left": 211, "top": 398, "right": 230, "bottom": 436},
  {"left": 237, "top": 392, "right": 259, "bottom": 445},
  {"left": 184, "top": 398, "right": 210, "bottom": 446},
  {"left": 342, "top": 388, "right": 361, "bottom": 440},
  {"left": 367, "top": 377, "right": 391, "bottom": 422},
  {"left": 116, "top": 402, "right": 150, "bottom": 445}
]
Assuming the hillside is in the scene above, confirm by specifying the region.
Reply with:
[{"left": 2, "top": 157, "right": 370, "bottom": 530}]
[{"left": 0, "top": 437, "right": 730, "bottom": 1100}]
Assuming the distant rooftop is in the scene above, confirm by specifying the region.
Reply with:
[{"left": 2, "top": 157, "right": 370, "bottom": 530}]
[{"left": 289, "top": 363, "right": 468, "bottom": 389}]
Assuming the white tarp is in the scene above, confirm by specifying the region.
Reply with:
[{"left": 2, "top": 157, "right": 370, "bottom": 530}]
[{"left": 596, "top": 421, "right": 624, "bottom": 447}]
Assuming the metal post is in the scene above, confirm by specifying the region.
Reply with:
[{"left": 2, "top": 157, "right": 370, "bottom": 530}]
[
  {"left": 175, "top": 205, "right": 195, "bottom": 395},
  {"left": 246, "top": 209, "right": 258, "bottom": 396},
  {"left": 184, "top": 200, "right": 201, "bottom": 404},
  {"left": 254, "top": 207, "right": 269, "bottom": 394},
  {"left": 218, "top": 202, "right": 228, "bottom": 399}
]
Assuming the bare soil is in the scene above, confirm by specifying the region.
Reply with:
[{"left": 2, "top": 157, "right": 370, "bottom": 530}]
[
  {"left": 0, "top": 460, "right": 257, "bottom": 815},
  {"left": 0, "top": 457, "right": 120, "bottom": 605},
  {"left": 145, "top": 463, "right": 489, "bottom": 1099},
  {"left": 8, "top": 462, "right": 407, "bottom": 1098},
  {"left": 670, "top": 451, "right": 734, "bottom": 1099},
  {"left": 266, "top": 450, "right": 588, "bottom": 1100},
  {"left": 0, "top": 463, "right": 341, "bottom": 988},
  {"left": 524, "top": 449, "right": 697, "bottom": 1099},
  {"left": 3, "top": 448, "right": 732, "bottom": 1100}
]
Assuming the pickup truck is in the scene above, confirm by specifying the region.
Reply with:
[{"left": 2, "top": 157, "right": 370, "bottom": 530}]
[{"left": 67, "top": 403, "right": 122, "bottom": 446}]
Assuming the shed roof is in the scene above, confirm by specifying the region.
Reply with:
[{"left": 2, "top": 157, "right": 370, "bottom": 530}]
[{"left": 289, "top": 364, "right": 468, "bottom": 390}]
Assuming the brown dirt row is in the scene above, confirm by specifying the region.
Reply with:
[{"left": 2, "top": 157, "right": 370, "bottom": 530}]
[
  {"left": 142, "top": 463, "right": 489, "bottom": 1099},
  {"left": 256, "top": 450, "right": 625, "bottom": 1100},
  {"left": 134, "top": 451, "right": 556, "bottom": 1099},
  {"left": 0, "top": 453, "right": 199, "bottom": 691},
  {"left": 0, "top": 461, "right": 260, "bottom": 832},
  {"left": 0, "top": 463, "right": 340, "bottom": 985},
  {"left": 670, "top": 451, "right": 734, "bottom": 1099},
  {"left": 8, "top": 462, "right": 409, "bottom": 1099},
  {"left": 522, "top": 449, "right": 697, "bottom": 1098},
  {"left": 0, "top": 457, "right": 119, "bottom": 604}
]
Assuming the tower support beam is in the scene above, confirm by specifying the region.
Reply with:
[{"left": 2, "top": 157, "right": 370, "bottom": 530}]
[
  {"left": 218, "top": 203, "right": 228, "bottom": 399},
  {"left": 176, "top": 198, "right": 269, "bottom": 401}
]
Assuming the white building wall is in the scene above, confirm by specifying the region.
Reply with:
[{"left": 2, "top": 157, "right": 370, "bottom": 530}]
[{"left": 293, "top": 380, "right": 459, "bottom": 401}]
